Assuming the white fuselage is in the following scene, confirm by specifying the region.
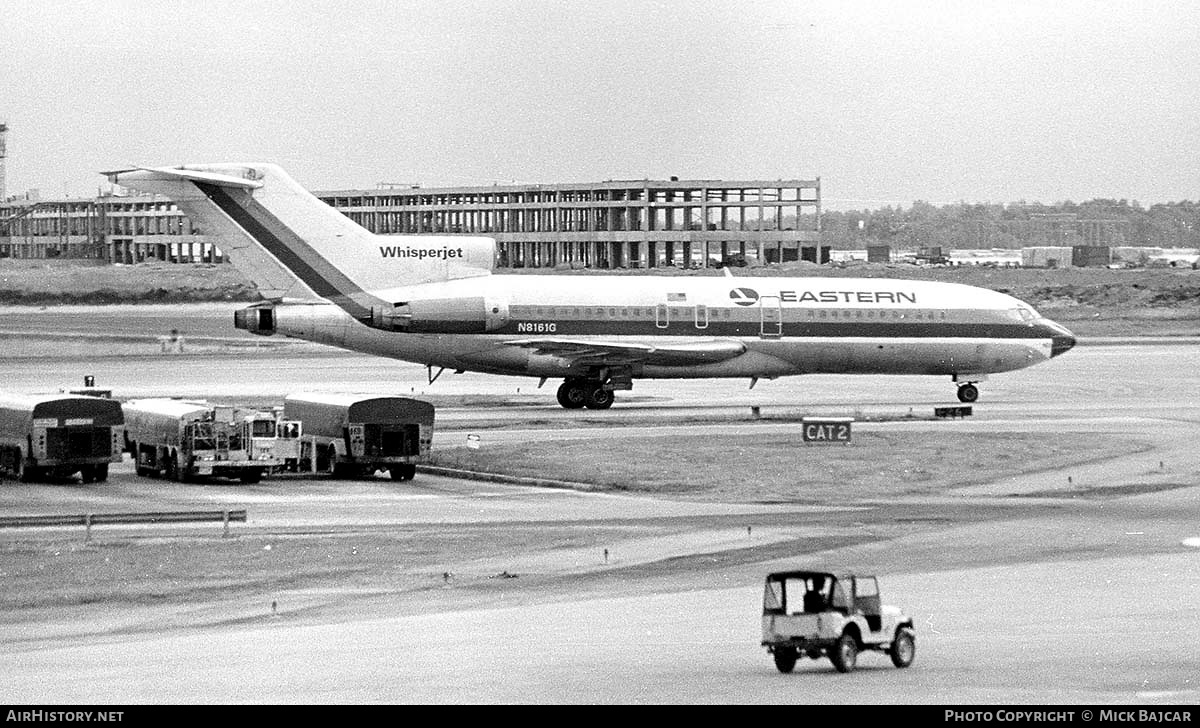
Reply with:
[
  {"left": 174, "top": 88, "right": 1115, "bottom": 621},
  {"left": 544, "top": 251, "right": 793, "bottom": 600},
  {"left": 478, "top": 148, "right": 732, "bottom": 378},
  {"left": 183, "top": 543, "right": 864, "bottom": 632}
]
[{"left": 260, "top": 273, "right": 1072, "bottom": 380}]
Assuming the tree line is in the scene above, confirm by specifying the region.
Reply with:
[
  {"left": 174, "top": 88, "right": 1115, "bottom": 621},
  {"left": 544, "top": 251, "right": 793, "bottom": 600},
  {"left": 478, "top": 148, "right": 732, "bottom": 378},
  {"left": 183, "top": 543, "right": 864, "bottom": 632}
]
[{"left": 819, "top": 199, "right": 1200, "bottom": 250}]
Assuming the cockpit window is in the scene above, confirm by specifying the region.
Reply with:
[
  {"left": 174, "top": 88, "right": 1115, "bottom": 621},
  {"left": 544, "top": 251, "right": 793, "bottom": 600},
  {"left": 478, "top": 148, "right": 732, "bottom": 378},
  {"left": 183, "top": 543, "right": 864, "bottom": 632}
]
[{"left": 1015, "top": 307, "right": 1037, "bottom": 322}]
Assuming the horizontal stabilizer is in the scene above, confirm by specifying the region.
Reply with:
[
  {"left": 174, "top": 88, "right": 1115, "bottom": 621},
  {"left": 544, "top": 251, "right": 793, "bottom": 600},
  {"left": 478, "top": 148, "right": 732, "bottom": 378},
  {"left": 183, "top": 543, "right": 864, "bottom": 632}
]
[{"left": 104, "top": 165, "right": 264, "bottom": 189}]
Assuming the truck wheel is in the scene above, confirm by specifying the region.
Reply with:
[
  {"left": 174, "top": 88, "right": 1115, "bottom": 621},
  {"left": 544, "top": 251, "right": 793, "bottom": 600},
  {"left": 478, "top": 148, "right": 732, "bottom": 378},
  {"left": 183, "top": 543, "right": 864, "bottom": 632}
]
[
  {"left": 18, "top": 455, "right": 38, "bottom": 483},
  {"left": 890, "top": 628, "right": 915, "bottom": 668},
  {"left": 94, "top": 464, "right": 109, "bottom": 483},
  {"left": 240, "top": 469, "right": 263, "bottom": 484},
  {"left": 79, "top": 466, "right": 95, "bottom": 484},
  {"left": 389, "top": 464, "right": 416, "bottom": 481},
  {"left": 772, "top": 647, "right": 798, "bottom": 674},
  {"left": 830, "top": 632, "right": 858, "bottom": 673}
]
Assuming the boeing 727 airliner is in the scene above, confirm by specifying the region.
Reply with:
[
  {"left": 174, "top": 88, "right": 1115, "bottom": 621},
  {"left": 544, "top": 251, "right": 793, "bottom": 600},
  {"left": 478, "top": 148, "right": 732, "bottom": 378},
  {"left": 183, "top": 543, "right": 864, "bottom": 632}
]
[{"left": 105, "top": 163, "right": 1076, "bottom": 409}]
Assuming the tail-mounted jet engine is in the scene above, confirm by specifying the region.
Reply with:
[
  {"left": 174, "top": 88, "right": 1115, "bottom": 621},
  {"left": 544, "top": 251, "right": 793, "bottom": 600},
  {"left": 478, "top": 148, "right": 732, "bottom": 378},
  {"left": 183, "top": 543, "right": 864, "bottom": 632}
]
[
  {"left": 234, "top": 303, "right": 276, "bottom": 335},
  {"left": 370, "top": 297, "right": 509, "bottom": 334}
]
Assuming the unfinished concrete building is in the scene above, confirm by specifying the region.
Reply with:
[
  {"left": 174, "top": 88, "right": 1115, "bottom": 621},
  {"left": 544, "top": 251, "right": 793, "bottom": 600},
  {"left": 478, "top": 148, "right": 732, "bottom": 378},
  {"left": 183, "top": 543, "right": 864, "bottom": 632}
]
[{"left": 317, "top": 178, "right": 825, "bottom": 269}]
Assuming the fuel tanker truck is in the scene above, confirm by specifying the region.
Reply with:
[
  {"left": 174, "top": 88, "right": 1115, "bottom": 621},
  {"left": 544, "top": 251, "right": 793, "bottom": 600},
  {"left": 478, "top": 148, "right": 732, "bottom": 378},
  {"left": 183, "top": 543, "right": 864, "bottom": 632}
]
[
  {"left": 282, "top": 393, "right": 434, "bottom": 481},
  {"left": 0, "top": 393, "right": 124, "bottom": 483}
]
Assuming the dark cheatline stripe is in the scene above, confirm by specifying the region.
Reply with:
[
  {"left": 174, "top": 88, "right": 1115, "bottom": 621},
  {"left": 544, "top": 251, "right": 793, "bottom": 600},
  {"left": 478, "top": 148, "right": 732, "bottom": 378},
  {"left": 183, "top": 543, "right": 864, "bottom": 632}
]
[
  {"left": 195, "top": 182, "right": 372, "bottom": 319},
  {"left": 495, "top": 319, "right": 1062, "bottom": 339}
]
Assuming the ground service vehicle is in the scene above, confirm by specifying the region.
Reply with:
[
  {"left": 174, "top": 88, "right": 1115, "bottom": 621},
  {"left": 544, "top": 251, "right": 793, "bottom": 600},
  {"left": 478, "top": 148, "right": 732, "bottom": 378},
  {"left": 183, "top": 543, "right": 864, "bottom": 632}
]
[
  {"left": 282, "top": 393, "right": 433, "bottom": 481},
  {"left": 761, "top": 570, "right": 915, "bottom": 673},
  {"left": 122, "top": 399, "right": 270, "bottom": 483},
  {"left": 241, "top": 408, "right": 303, "bottom": 473},
  {"left": 0, "top": 393, "right": 124, "bottom": 482}
]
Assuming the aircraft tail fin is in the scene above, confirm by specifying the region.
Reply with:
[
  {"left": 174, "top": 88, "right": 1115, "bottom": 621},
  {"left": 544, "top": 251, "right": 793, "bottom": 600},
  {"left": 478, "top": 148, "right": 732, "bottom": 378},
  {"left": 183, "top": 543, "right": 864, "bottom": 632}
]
[{"left": 104, "top": 163, "right": 496, "bottom": 314}]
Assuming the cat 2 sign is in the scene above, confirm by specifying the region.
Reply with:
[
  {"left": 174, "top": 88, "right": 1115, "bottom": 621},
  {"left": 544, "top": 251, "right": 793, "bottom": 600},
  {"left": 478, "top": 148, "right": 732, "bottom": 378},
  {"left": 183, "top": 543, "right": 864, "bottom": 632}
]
[{"left": 801, "top": 417, "right": 853, "bottom": 444}]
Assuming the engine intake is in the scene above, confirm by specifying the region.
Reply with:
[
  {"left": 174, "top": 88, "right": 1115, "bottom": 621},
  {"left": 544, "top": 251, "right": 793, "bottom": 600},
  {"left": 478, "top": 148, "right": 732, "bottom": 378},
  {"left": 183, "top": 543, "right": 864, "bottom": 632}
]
[{"left": 234, "top": 304, "right": 276, "bottom": 335}]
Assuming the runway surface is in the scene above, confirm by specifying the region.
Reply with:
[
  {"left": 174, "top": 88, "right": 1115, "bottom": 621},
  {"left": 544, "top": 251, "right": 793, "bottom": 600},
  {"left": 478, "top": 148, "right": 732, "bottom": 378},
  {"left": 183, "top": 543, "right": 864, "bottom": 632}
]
[{"left": 2, "top": 305, "right": 1199, "bottom": 704}]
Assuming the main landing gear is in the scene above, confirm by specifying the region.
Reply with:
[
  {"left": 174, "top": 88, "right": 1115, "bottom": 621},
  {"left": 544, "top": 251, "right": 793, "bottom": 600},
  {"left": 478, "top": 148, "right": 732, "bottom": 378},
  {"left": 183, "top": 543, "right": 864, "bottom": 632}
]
[{"left": 556, "top": 377, "right": 615, "bottom": 410}]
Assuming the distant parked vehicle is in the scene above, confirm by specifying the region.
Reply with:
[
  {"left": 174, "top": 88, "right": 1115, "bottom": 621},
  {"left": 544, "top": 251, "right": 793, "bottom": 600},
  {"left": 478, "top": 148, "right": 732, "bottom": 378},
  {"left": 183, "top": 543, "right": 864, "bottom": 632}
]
[
  {"left": 0, "top": 394, "right": 124, "bottom": 483},
  {"left": 282, "top": 393, "right": 434, "bottom": 481},
  {"left": 239, "top": 407, "right": 303, "bottom": 474},
  {"left": 122, "top": 399, "right": 270, "bottom": 483},
  {"left": 761, "top": 570, "right": 915, "bottom": 673}
]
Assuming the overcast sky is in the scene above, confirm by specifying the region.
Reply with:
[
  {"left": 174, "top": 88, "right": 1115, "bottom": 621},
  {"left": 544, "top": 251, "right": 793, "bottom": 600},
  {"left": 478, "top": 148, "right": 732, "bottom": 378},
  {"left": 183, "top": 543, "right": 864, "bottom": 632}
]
[{"left": 2, "top": 0, "right": 1197, "bottom": 209}]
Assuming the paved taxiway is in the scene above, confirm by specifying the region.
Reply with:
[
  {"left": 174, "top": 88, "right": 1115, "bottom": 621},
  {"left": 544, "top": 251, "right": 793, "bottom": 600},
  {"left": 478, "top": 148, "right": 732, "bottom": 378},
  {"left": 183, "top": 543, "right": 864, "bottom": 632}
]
[{"left": 1, "top": 305, "right": 1199, "bottom": 703}]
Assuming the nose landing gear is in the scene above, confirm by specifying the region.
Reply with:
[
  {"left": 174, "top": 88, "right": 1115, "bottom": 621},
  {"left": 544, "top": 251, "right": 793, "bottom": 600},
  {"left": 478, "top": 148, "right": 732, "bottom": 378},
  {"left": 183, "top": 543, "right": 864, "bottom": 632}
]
[{"left": 956, "top": 382, "right": 979, "bottom": 403}]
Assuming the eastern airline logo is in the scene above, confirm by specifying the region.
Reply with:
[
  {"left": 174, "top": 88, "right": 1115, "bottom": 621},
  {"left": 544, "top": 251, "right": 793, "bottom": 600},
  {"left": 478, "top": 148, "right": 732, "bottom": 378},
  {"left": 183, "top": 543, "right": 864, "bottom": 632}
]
[
  {"left": 730, "top": 287, "right": 759, "bottom": 306},
  {"left": 730, "top": 288, "right": 919, "bottom": 305}
]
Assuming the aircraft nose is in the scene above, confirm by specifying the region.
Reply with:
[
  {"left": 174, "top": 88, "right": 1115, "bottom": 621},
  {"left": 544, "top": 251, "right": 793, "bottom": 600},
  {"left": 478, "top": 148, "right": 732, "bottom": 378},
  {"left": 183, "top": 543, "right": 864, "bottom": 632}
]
[{"left": 1050, "top": 327, "right": 1076, "bottom": 358}]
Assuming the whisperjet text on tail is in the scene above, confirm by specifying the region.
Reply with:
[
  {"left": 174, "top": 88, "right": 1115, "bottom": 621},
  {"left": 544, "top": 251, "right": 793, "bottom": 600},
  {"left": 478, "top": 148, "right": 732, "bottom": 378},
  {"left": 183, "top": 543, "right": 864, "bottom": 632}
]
[{"left": 105, "top": 163, "right": 1076, "bottom": 409}]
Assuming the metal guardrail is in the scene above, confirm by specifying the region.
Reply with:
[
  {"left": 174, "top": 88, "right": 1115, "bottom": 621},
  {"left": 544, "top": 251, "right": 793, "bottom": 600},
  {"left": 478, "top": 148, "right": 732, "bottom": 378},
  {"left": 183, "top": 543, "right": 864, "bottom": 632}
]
[{"left": 0, "top": 509, "right": 247, "bottom": 540}]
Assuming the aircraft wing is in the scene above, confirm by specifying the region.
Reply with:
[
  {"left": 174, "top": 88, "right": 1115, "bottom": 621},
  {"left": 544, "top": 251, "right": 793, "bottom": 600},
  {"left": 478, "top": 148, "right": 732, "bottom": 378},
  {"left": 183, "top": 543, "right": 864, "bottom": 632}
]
[{"left": 503, "top": 338, "right": 746, "bottom": 367}]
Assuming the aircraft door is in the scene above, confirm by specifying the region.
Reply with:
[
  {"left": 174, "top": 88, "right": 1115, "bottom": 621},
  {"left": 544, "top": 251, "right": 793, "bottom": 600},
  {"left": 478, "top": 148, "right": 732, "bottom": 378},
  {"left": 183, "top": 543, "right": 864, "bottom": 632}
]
[
  {"left": 759, "top": 295, "right": 782, "bottom": 338},
  {"left": 655, "top": 303, "right": 669, "bottom": 329}
]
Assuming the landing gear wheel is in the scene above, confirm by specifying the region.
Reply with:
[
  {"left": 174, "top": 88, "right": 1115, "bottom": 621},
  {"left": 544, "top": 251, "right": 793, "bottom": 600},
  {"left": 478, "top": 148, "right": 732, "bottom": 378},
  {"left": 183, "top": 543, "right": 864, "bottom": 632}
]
[
  {"left": 957, "top": 383, "right": 979, "bottom": 403},
  {"left": 890, "top": 627, "right": 916, "bottom": 668},
  {"left": 830, "top": 632, "right": 858, "bottom": 673},
  {"left": 93, "top": 464, "right": 109, "bottom": 483},
  {"left": 390, "top": 464, "right": 416, "bottom": 481},
  {"left": 79, "top": 466, "right": 95, "bottom": 484},
  {"left": 556, "top": 380, "right": 588, "bottom": 409},
  {"left": 773, "top": 647, "right": 798, "bottom": 674},
  {"left": 583, "top": 385, "right": 614, "bottom": 410}
]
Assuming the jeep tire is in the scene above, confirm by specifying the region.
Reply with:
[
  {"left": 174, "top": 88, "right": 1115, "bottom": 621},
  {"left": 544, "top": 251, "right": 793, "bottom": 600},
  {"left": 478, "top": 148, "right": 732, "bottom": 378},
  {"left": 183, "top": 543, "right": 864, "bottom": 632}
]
[
  {"left": 830, "top": 632, "right": 858, "bottom": 673},
  {"left": 772, "top": 647, "right": 798, "bottom": 674},
  {"left": 890, "top": 627, "right": 916, "bottom": 668}
]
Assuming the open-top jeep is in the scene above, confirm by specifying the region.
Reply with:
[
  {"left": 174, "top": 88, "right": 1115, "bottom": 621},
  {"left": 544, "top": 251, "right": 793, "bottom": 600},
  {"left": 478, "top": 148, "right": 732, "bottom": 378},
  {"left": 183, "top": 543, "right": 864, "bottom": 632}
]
[{"left": 761, "top": 570, "right": 915, "bottom": 673}]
